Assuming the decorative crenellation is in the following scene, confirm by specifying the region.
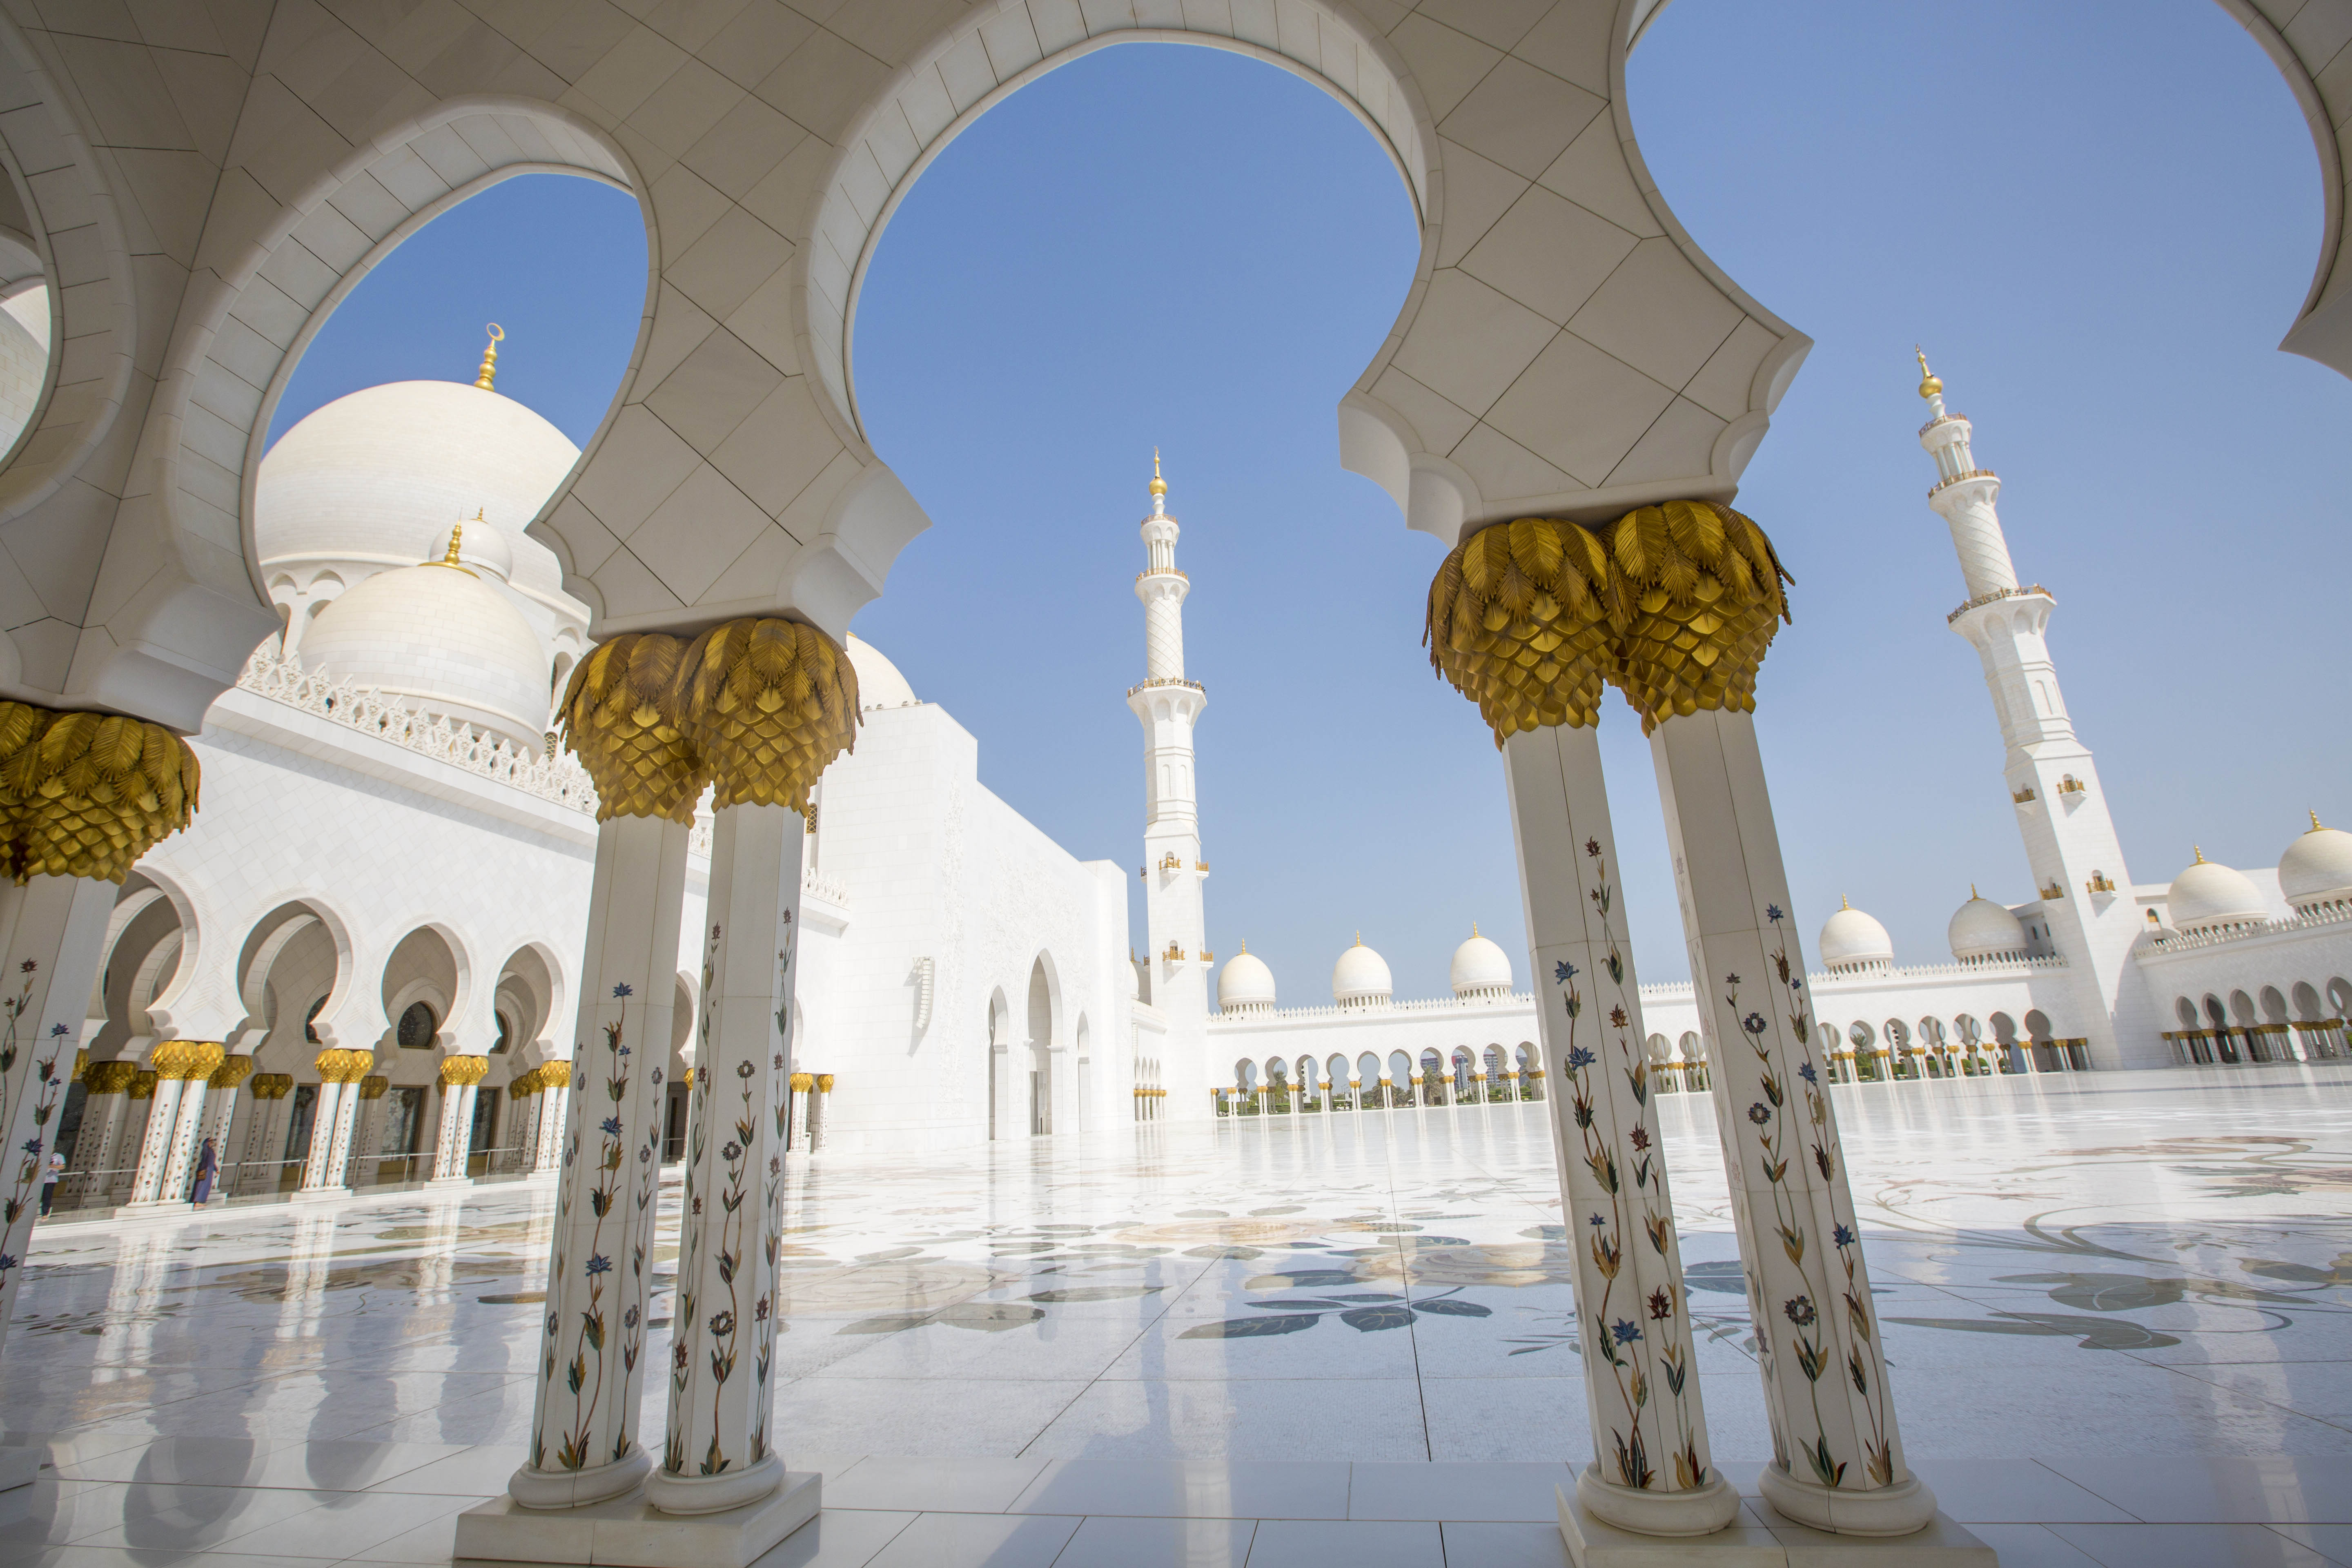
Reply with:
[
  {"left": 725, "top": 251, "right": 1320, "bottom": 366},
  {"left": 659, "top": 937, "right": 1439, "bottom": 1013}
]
[
  {"left": 2148, "top": 900, "right": 2352, "bottom": 953},
  {"left": 241, "top": 645, "right": 600, "bottom": 813}
]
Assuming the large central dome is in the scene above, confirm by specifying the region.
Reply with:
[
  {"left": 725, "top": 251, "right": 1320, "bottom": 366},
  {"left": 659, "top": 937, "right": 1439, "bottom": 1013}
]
[{"left": 257, "top": 378, "right": 581, "bottom": 604}]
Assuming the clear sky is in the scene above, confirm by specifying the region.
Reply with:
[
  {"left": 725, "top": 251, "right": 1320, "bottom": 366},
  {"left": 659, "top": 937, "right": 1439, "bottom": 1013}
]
[{"left": 274, "top": 0, "right": 2350, "bottom": 1005}]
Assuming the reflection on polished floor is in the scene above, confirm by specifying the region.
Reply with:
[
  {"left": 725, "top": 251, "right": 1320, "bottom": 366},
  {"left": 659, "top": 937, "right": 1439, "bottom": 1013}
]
[{"left": 7, "top": 1065, "right": 2352, "bottom": 1566}]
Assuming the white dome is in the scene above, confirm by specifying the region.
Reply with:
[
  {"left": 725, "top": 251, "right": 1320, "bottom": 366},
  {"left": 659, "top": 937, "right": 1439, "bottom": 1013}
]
[
  {"left": 2279, "top": 816, "right": 2352, "bottom": 910},
  {"left": 300, "top": 548, "right": 552, "bottom": 753},
  {"left": 846, "top": 635, "right": 916, "bottom": 709},
  {"left": 2165, "top": 849, "right": 2268, "bottom": 933},
  {"left": 1449, "top": 928, "right": 1512, "bottom": 998},
  {"left": 1947, "top": 891, "right": 2028, "bottom": 963},
  {"left": 2164, "top": 851, "right": 2258, "bottom": 940},
  {"left": 257, "top": 379, "right": 581, "bottom": 605},
  {"left": 1218, "top": 948, "right": 1276, "bottom": 1013},
  {"left": 1332, "top": 936, "right": 1392, "bottom": 1007},
  {"left": 1817, "top": 898, "right": 1893, "bottom": 972}
]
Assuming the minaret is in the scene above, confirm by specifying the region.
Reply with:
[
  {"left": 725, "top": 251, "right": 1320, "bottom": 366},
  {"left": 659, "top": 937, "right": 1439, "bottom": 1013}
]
[
  {"left": 1918, "top": 352, "right": 2154, "bottom": 1067},
  {"left": 1125, "top": 452, "right": 1211, "bottom": 1114}
]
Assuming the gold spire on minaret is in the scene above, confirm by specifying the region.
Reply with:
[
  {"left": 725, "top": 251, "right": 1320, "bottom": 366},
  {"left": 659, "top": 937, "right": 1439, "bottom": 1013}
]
[
  {"left": 474, "top": 323, "right": 504, "bottom": 391},
  {"left": 1915, "top": 345, "right": 1942, "bottom": 400},
  {"left": 1148, "top": 448, "right": 1167, "bottom": 497}
]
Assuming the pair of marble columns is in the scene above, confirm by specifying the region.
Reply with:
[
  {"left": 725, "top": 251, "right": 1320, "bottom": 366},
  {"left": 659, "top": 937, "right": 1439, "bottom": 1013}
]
[
  {"left": 507, "top": 802, "right": 807, "bottom": 1516},
  {"left": 1441, "top": 504, "right": 1933, "bottom": 1540}
]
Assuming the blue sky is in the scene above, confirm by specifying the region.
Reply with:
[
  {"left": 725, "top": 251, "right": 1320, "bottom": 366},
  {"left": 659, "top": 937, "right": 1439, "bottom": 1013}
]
[{"left": 277, "top": 1, "right": 2349, "bottom": 1005}]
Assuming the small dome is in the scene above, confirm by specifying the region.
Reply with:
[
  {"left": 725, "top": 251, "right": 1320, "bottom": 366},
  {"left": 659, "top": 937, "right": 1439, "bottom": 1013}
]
[
  {"left": 2165, "top": 848, "right": 2268, "bottom": 933},
  {"left": 1817, "top": 898, "right": 1893, "bottom": 972},
  {"left": 428, "top": 517, "right": 513, "bottom": 582},
  {"left": 1218, "top": 947, "right": 1276, "bottom": 1014},
  {"left": 2279, "top": 814, "right": 2352, "bottom": 911},
  {"left": 1450, "top": 927, "right": 1512, "bottom": 998},
  {"left": 846, "top": 635, "right": 916, "bottom": 709},
  {"left": 300, "top": 545, "right": 552, "bottom": 753},
  {"left": 1948, "top": 889, "right": 2028, "bottom": 963},
  {"left": 1332, "top": 935, "right": 1392, "bottom": 1008},
  {"left": 257, "top": 378, "right": 581, "bottom": 606}
]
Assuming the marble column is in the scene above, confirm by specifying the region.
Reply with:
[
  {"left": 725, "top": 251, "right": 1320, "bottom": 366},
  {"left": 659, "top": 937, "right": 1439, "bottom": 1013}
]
[
  {"left": 506, "top": 812, "right": 692, "bottom": 1507},
  {"left": 806, "top": 1075, "right": 831, "bottom": 1151},
  {"left": 1503, "top": 724, "right": 1734, "bottom": 1534},
  {"left": 241, "top": 1074, "right": 292, "bottom": 1194},
  {"left": 648, "top": 802, "right": 802, "bottom": 1513},
  {"left": 116, "top": 1072, "right": 156, "bottom": 1201},
  {"left": 1650, "top": 707, "right": 1934, "bottom": 1535},
  {"left": 202, "top": 1055, "right": 254, "bottom": 1198},
  {"left": 68, "top": 1062, "right": 134, "bottom": 1205},
  {"left": 299, "top": 1050, "right": 371, "bottom": 1197},
  {"left": 124, "top": 1041, "right": 219, "bottom": 1209},
  {"left": 0, "top": 873, "right": 111, "bottom": 1305},
  {"left": 431, "top": 1056, "right": 488, "bottom": 1184},
  {"left": 533, "top": 1063, "right": 570, "bottom": 1174},
  {"left": 154, "top": 1042, "right": 225, "bottom": 1206},
  {"left": 346, "top": 1075, "right": 389, "bottom": 1186}
]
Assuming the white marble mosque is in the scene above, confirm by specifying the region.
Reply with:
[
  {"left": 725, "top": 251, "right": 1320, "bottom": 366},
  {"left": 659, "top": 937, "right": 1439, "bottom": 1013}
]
[{"left": 0, "top": 7, "right": 2345, "bottom": 1568}]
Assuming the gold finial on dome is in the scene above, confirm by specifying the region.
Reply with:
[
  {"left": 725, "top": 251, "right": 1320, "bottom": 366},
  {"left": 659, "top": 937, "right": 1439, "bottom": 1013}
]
[
  {"left": 1970, "top": 883, "right": 1979, "bottom": 899},
  {"left": 2312, "top": 810, "right": 2325, "bottom": 832},
  {"left": 1149, "top": 447, "right": 1167, "bottom": 497},
  {"left": 431, "top": 509, "right": 483, "bottom": 575},
  {"left": 2193, "top": 845, "right": 2207, "bottom": 864},
  {"left": 1840, "top": 893, "right": 1850, "bottom": 910},
  {"left": 1354, "top": 930, "right": 1362, "bottom": 947},
  {"left": 1915, "top": 345, "right": 1942, "bottom": 400},
  {"left": 1472, "top": 921, "right": 1479, "bottom": 937},
  {"left": 474, "top": 323, "right": 504, "bottom": 391}
]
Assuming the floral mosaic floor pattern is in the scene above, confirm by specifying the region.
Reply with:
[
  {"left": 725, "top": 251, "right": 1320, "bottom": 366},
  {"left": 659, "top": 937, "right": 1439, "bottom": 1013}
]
[{"left": 11, "top": 1063, "right": 2352, "bottom": 1468}]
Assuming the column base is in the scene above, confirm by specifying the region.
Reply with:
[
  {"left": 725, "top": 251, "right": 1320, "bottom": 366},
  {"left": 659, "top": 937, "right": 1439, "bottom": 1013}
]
[
  {"left": 1756, "top": 1466, "right": 1938, "bottom": 1536},
  {"left": 115, "top": 1199, "right": 192, "bottom": 1218},
  {"left": 1559, "top": 1487, "right": 1995, "bottom": 1566},
  {"left": 1576, "top": 1466, "right": 1740, "bottom": 1535},
  {"left": 424, "top": 1175, "right": 476, "bottom": 1190},
  {"left": 644, "top": 1451, "right": 784, "bottom": 1515},
  {"left": 456, "top": 1469, "right": 819, "bottom": 1568},
  {"left": 290, "top": 1187, "right": 351, "bottom": 1203}
]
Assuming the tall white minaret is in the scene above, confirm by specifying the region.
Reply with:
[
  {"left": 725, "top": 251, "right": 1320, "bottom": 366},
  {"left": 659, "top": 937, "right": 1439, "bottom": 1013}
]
[
  {"left": 1125, "top": 452, "right": 1211, "bottom": 1113},
  {"left": 1918, "top": 352, "right": 2154, "bottom": 1067}
]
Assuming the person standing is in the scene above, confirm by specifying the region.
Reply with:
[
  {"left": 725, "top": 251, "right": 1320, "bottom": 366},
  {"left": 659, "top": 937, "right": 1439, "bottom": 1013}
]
[
  {"left": 38, "top": 1151, "right": 62, "bottom": 1217},
  {"left": 190, "top": 1138, "right": 218, "bottom": 1206}
]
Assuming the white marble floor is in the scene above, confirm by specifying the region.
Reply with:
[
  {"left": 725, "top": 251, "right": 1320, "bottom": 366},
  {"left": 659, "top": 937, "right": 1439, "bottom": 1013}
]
[{"left": 5, "top": 1064, "right": 2352, "bottom": 1566}]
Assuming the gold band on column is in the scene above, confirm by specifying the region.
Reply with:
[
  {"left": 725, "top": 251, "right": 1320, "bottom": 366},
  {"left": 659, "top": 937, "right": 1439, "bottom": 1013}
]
[
  {"left": 248, "top": 1072, "right": 294, "bottom": 1100},
  {"left": 1605, "top": 499, "right": 1790, "bottom": 733},
  {"left": 209, "top": 1055, "right": 255, "bottom": 1090},
  {"left": 1425, "top": 503, "right": 1794, "bottom": 741},
  {"left": 539, "top": 1061, "right": 570, "bottom": 1088},
  {"left": 83, "top": 1061, "right": 136, "bottom": 1095},
  {"left": 129, "top": 1070, "right": 156, "bottom": 1099},
  {"left": 678, "top": 618, "right": 860, "bottom": 813},
  {"left": 1425, "top": 518, "right": 1624, "bottom": 742},
  {"left": 509, "top": 1067, "right": 541, "bottom": 1096},
  {"left": 151, "top": 1040, "right": 225, "bottom": 1080},
  {"left": 358, "top": 1075, "right": 390, "bottom": 1100},
  {"left": 437, "top": 1055, "right": 490, "bottom": 1088},
  {"left": 313, "top": 1048, "right": 374, "bottom": 1084},
  {"left": 0, "top": 700, "right": 200, "bottom": 883},
  {"left": 557, "top": 634, "right": 707, "bottom": 823}
]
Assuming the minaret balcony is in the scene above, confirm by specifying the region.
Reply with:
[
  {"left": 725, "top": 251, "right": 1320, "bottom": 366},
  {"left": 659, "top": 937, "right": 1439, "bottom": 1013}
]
[
  {"left": 1135, "top": 568, "right": 1188, "bottom": 583},
  {"left": 1947, "top": 583, "right": 2052, "bottom": 625},
  {"left": 1927, "top": 467, "right": 1998, "bottom": 500},
  {"left": 1127, "top": 676, "right": 1205, "bottom": 697}
]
